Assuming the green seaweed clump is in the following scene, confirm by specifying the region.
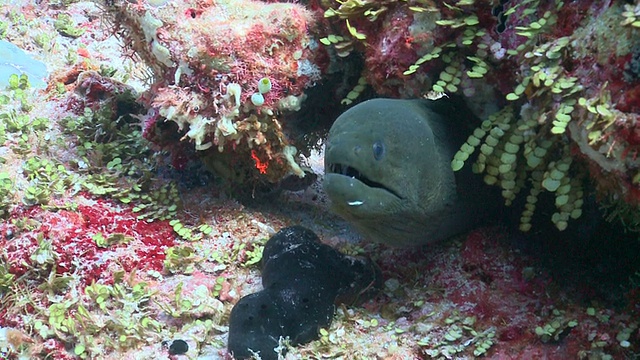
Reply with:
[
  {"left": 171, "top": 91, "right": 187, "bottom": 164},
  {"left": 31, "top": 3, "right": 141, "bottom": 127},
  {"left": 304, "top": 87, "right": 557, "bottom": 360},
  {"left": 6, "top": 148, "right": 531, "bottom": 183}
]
[{"left": 54, "top": 13, "right": 85, "bottom": 38}]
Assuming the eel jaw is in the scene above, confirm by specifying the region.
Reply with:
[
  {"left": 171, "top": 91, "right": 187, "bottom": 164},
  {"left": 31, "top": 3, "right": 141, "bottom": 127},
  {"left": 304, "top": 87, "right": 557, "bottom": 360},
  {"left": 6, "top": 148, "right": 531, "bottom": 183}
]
[{"left": 326, "top": 162, "right": 403, "bottom": 200}]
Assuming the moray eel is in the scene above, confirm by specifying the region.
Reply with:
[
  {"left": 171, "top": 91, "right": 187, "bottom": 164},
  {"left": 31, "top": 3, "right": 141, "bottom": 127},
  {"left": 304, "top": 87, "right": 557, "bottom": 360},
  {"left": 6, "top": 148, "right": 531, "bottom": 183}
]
[{"left": 324, "top": 98, "right": 496, "bottom": 246}]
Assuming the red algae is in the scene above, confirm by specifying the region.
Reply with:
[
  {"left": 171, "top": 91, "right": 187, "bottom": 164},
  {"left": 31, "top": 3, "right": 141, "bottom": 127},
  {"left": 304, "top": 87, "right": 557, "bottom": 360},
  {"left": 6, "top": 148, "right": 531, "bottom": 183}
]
[
  {"left": 0, "top": 195, "right": 175, "bottom": 288},
  {"left": 365, "top": 7, "right": 418, "bottom": 97},
  {"left": 360, "top": 225, "right": 640, "bottom": 359}
]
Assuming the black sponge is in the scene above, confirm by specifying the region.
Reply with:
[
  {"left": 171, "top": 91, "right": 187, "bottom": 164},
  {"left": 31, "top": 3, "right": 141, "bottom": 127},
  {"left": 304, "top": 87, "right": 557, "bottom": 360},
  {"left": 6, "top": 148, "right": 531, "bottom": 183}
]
[{"left": 228, "top": 226, "right": 381, "bottom": 360}]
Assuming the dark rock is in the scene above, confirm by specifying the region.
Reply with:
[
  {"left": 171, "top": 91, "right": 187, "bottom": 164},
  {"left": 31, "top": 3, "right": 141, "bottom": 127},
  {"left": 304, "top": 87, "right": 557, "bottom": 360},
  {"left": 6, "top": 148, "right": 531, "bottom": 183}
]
[
  {"left": 168, "top": 339, "right": 189, "bottom": 355},
  {"left": 227, "top": 225, "right": 381, "bottom": 360}
]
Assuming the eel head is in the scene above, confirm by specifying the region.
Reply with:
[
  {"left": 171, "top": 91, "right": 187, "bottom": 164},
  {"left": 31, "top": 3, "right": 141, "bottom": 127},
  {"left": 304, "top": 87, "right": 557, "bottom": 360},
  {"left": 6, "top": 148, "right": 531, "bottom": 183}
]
[{"left": 324, "top": 99, "right": 459, "bottom": 245}]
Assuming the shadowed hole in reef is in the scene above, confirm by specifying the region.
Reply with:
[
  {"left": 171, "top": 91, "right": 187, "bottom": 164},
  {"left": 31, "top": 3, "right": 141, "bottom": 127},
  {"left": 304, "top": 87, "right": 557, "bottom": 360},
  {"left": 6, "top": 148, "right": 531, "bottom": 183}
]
[
  {"left": 510, "top": 192, "right": 640, "bottom": 308},
  {"left": 462, "top": 264, "right": 493, "bottom": 285}
]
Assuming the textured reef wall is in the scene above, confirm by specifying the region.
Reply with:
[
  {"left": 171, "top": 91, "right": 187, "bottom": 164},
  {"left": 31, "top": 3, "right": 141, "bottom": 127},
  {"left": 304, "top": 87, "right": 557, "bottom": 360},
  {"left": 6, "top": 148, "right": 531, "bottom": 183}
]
[
  {"left": 102, "top": 0, "right": 322, "bottom": 184},
  {"left": 101, "top": 0, "right": 640, "bottom": 230}
]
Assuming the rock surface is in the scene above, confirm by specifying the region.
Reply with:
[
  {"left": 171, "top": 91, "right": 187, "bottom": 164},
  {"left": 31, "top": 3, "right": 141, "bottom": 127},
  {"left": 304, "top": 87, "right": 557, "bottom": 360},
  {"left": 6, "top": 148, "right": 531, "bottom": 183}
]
[{"left": 227, "top": 226, "right": 381, "bottom": 359}]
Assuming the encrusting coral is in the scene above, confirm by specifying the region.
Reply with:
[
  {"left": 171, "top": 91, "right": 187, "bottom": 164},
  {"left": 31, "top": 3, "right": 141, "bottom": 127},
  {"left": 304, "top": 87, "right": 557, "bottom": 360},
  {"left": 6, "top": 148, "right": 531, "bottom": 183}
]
[{"left": 100, "top": 0, "right": 322, "bottom": 185}]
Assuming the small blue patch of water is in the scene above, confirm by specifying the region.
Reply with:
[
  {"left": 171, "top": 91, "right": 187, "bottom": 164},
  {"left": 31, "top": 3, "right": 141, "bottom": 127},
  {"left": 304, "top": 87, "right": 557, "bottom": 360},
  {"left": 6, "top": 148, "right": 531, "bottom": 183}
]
[{"left": 0, "top": 40, "right": 48, "bottom": 89}]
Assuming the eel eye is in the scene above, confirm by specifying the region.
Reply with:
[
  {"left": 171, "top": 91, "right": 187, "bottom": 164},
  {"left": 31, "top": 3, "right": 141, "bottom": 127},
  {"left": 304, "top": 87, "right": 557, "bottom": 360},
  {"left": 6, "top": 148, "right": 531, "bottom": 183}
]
[{"left": 372, "top": 141, "right": 384, "bottom": 160}]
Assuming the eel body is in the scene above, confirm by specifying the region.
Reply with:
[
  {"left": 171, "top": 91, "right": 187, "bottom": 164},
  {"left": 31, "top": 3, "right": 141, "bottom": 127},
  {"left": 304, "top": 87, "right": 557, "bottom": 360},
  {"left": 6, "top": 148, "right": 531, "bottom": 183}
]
[{"left": 324, "top": 98, "right": 497, "bottom": 246}]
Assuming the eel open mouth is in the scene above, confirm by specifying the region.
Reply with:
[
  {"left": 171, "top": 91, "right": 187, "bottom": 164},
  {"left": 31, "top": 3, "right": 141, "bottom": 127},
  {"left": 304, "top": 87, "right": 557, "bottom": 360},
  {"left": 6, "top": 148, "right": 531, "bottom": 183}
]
[{"left": 327, "top": 163, "right": 403, "bottom": 199}]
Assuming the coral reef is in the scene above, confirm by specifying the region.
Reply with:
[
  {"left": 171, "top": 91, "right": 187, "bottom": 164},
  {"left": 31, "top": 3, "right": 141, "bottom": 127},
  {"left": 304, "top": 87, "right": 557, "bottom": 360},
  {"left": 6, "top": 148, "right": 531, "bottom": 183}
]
[
  {"left": 320, "top": 0, "right": 640, "bottom": 230},
  {"left": 0, "top": 1, "right": 638, "bottom": 359},
  {"left": 100, "top": 0, "right": 323, "bottom": 185}
]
